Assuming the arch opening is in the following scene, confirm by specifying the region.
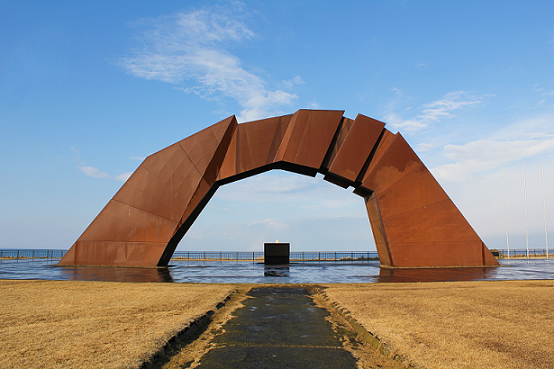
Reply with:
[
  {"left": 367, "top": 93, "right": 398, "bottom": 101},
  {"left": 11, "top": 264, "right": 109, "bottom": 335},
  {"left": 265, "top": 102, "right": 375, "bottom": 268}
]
[{"left": 179, "top": 170, "right": 375, "bottom": 253}]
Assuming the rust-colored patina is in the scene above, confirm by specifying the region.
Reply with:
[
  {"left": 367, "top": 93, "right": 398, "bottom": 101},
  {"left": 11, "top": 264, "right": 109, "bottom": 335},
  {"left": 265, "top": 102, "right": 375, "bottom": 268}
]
[{"left": 59, "top": 110, "right": 499, "bottom": 268}]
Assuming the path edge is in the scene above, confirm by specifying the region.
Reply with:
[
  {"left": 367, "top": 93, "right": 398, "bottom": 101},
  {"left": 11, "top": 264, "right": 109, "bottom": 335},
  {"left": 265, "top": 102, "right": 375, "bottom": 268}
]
[
  {"left": 138, "top": 291, "right": 236, "bottom": 369},
  {"left": 320, "top": 290, "right": 422, "bottom": 369}
]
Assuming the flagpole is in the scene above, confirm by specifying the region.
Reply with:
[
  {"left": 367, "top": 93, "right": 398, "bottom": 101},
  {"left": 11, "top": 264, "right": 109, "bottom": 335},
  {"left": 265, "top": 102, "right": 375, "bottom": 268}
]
[
  {"left": 542, "top": 162, "right": 549, "bottom": 258},
  {"left": 503, "top": 162, "right": 510, "bottom": 258},
  {"left": 524, "top": 162, "right": 529, "bottom": 259}
]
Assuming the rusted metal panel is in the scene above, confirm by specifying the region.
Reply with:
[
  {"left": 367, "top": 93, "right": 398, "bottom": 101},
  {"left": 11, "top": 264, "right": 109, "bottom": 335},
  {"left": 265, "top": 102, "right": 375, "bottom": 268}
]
[
  {"left": 365, "top": 129, "right": 395, "bottom": 171},
  {"left": 358, "top": 133, "right": 421, "bottom": 195},
  {"left": 379, "top": 200, "right": 483, "bottom": 244},
  {"left": 386, "top": 241, "right": 487, "bottom": 268},
  {"left": 217, "top": 115, "right": 292, "bottom": 183},
  {"left": 112, "top": 166, "right": 194, "bottom": 223},
  {"left": 325, "top": 114, "right": 385, "bottom": 188},
  {"left": 178, "top": 116, "right": 237, "bottom": 175},
  {"left": 71, "top": 241, "right": 168, "bottom": 267},
  {"left": 352, "top": 129, "right": 395, "bottom": 197},
  {"left": 373, "top": 163, "right": 451, "bottom": 219},
  {"left": 365, "top": 195, "right": 392, "bottom": 266},
  {"left": 274, "top": 110, "right": 344, "bottom": 172},
  {"left": 77, "top": 200, "right": 177, "bottom": 243},
  {"left": 217, "top": 127, "right": 237, "bottom": 181},
  {"left": 358, "top": 133, "right": 498, "bottom": 267},
  {"left": 59, "top": 115, "right": 237, "bottom": 267},
  {"left": 274, "top": 110, "right": 311, "bottom": 164},
  {"left": 325, "top": 117, "right": 355, "bottom": 168},
  {"left": 293, "top": 110, "right": 344, "bottom": 170}
]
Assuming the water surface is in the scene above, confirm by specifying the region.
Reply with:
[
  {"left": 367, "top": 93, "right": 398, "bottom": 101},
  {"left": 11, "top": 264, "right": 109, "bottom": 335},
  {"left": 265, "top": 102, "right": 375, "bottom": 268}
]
[{"left": 1, "top": 258, "right": 553, "bottom": 283}]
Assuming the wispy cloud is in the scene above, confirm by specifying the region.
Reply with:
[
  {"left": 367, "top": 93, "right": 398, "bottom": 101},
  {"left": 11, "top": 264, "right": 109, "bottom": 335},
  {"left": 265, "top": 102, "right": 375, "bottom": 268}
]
[
  {"left": 218, "top": 173, "right": 315, "bottom": 202},
  {"left": 247, "top": 218, "right": 289, "bottom": 229},
  {"left": 119, "top": 3, "right": 298, "bottom": 122},
  {"left": 416, "top": 142, "right": 433, "bottom": 152},
  {"left": 432, "top": 115, "right": 554, "bottom": 182},
  {"left": 77, "top": 165, "right": 130, "bottom": 182},
  {"left": 115, "top": 172, "right": 133, "bottom": 182},
  {"left": 280, "top": 75, "right": 304, "bottom": 89},
  {"left": 306, "top": 101, "right": 320, "bottom": 109},
  {"left": 385, "top": 91, "right": 481, "bottom": 132},
  {"left": 72, "top": 146, "right": 132, "bottom": 182},
  {"left": 78, "top": 166, "right": 110, "bottom": 179}
]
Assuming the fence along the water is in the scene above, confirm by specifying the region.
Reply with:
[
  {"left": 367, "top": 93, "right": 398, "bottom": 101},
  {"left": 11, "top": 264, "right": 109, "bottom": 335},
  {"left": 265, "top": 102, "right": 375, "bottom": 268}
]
[
  {"left": 0, "top": 249, "right": 378, "bottom": 261},
  {"left": 0, "top": 249, "right": 67, "bottom": 259},
  {"left": 496, "top": 249, "right": 551, "bottom": 257},
  {"left": 2, "top": 249, "right": 549, "bottom": 261},
  {"left": 171, "top": 251, "right": 379, "bottom": 261}
]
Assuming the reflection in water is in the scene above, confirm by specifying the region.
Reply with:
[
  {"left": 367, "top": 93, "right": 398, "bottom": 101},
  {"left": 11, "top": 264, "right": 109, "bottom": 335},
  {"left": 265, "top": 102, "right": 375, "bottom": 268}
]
[
  {"left": 58, "top": 265, "right": 174, "bottom": 283},
  {"left": 264, "top": 266, "right": 290, "bottom": 277},
  {"left": 378, "top": 267, "right": 499, "bottom": 283}
]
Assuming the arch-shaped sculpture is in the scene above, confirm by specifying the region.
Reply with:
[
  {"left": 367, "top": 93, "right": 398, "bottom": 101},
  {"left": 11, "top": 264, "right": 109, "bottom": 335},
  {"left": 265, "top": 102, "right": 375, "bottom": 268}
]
[{"left": 59, "top": 110, "right": 499, "bottom": 268}]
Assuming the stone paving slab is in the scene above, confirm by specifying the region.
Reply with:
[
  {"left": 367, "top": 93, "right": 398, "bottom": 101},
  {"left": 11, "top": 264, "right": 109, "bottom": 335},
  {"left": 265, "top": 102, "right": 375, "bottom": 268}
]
[
  {"left": 195, "top": 346, "right": 357, "bottom": 369},
  {"left": 195, "top": 287, "right": 357, "bottom": 368}
]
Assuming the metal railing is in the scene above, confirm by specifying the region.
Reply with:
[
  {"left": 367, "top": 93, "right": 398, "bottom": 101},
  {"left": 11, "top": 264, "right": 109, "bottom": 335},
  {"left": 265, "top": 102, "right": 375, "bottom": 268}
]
[
  {"left": 495, "top": 249, "right": 550, "bottom": 258},
  {"left": 0, "top": 249, "right": 378, "bottom": 262},
  {"left": 6, "top": 248, "right": 548, "bottom": 261},
  {"left": 171, "top": 251, "right": 379, "bottom": 261},
  {"left": 0, "top": 249, "right": 67, "bottom": 260}
]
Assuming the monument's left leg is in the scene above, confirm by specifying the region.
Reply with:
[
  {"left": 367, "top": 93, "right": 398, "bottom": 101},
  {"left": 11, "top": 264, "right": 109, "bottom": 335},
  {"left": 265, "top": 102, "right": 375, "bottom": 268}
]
[{"left": 58, "top": 116, "right": 237, "bottom": 267}]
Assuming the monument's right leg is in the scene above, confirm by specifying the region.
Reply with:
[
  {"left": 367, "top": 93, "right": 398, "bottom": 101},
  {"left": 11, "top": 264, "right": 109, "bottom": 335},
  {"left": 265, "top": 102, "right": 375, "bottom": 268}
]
[{"left": 360, "top": 134, "right": 499, "bottom": 268}]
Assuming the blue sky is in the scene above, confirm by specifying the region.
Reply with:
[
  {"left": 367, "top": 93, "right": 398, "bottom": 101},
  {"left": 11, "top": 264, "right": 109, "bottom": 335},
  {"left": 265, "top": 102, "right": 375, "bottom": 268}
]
[{"left": 1, "top": 0, "right": 553, "bottom": 252}]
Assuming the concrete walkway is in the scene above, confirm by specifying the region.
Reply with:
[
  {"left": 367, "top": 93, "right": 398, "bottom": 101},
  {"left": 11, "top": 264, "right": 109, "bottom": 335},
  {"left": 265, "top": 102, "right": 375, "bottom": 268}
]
[{"left": 195, "top": 287, "right": 358, "bottom": 368}]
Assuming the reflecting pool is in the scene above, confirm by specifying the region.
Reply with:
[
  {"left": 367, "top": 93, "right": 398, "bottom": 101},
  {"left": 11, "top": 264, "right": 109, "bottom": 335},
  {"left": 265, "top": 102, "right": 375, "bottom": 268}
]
[{"left": 1, "top": 258, "right": 553, "bottom": 284}]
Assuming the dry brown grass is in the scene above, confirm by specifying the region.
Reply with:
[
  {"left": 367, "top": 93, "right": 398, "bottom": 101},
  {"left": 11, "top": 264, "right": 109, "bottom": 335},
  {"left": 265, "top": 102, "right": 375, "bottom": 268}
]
[
  {"left": 324, "top": 280, "right": 554, "bottom": 369},
  {"left": 3, "top": 279, "right": 554, "bottom": 368},
  {"left": 0, "top": 280, "right": 236, "bottom": 369}
]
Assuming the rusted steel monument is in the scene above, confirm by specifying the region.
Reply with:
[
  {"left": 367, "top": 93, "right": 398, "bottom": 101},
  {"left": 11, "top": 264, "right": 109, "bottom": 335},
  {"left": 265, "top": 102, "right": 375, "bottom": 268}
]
[{"left": 59, "top": 110, "right": 499, "bottom": 268}]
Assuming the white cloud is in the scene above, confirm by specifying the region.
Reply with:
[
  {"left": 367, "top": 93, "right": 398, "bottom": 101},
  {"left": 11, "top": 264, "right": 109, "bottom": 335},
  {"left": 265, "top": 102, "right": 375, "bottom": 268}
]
[
  {"left": 416, "top": 142, "right": 433, "bottom": 152},
  {"left": 119, "top": 3, "right": 298, "bottom": 122},
  {"left": 281, "top": 75, "right": 304, "bottom": 89},
  {"left": 78, "top": 166, "right": 133, "bottom": 182},
  {"left": 115, "top": 172, "right": 133, "bottom": 182},
  {"left": 73, "top": 146, "right": 136, "bottom": 182},
  {"left": 385, "top": 91, "right": 481, "bottom": 132},
  {"left": 217, "top": 172, "right": 315, "bottom": 202},
  {"left": 431, "top": 115, "right": 554, "bottom": 183},
  {"left": 78, "top": 166, "right": 110, "bottom": 179},
  {"left": 247, "top": 218, "right": 289, "bottom": 229},
  {"left": 306, "top": 100, "right": 320, "bottom": 109}
]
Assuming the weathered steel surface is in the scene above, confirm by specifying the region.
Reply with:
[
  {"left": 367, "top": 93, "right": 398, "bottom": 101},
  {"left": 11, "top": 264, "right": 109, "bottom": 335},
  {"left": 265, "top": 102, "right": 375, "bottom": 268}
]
[
  {"left": 59, "top": 110, "right": 499, "bottom": 268},
  {"left": 324, "top": 114, "right": 385, "bottom": 188},
  {"left": 59, "top": 116, "right": 237, "bottom": 267}
]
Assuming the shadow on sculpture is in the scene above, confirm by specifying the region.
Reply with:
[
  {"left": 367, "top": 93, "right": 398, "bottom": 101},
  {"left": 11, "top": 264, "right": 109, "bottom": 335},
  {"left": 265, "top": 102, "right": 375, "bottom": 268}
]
[{"left": 59, "top": 110, "right": 499, "bottom": 268}]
